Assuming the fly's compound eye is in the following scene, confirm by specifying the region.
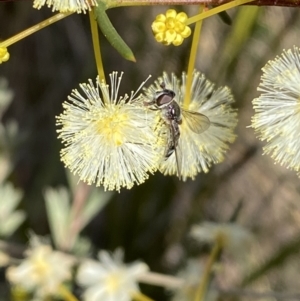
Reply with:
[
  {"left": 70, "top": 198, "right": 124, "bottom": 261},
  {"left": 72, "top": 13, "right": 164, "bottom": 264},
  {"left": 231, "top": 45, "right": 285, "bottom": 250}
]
[
  {"left": 165, "top": 89, "right": 175, "bottom": 98},
  {"left": 156, "top": 92, "right": 174, "bottom": 107}
]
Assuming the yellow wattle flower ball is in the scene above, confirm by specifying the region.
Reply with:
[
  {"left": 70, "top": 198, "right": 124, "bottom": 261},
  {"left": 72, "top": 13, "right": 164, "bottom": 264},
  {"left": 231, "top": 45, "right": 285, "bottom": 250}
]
[
  {"left": 152, "top": 9, "right": 191, "bottom": 46},
  {"left": 0, "top": 47, "right": 10, "bottom": 64}
]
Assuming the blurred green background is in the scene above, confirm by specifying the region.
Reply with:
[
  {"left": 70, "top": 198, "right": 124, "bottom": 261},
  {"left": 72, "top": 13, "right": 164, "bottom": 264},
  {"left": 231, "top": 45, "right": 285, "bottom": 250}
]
[{"left": 1, "top": 2, "right": 300, "bottom": 300}]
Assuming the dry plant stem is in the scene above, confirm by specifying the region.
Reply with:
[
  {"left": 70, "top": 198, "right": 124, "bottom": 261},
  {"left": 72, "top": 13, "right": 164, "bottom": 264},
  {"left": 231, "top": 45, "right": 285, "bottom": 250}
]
[
  {"left": 183, "top": 5, "right": 203, "bottom": 109},
  {"left": 194, "top": 237, "right": 223, "bottom": 301},
  {"left": 105, "top": 0, "right": 300, "bottom": 7},
  {"left": 63, "top": 182, "right": 91, "bottom": 251},
  {"left": 89, "top": 10, "right": 106, "bottom": 84},
  {"left": 137, "top": 272, "right": 184, "bottom": 288},
  {"left": 0, "top": 12, "right": 73, "bottom": 48}
]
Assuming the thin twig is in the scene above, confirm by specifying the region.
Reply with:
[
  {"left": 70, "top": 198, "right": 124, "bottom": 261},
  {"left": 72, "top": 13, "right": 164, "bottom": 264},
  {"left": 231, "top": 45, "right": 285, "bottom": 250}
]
[
  {"left": 105, "top": 0, "right": 300, "bottom": 8},
  {"left": 138, "top": 272, "right": 184, "bottom": 288}
]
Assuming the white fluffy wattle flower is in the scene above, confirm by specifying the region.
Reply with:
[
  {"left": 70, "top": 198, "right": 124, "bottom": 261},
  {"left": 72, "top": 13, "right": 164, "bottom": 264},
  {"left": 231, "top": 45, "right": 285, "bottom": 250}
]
[
  {"left": 56, "top": 72, "right": 163, "bottom": 191},
  {"left": 251, "top": 46, "right": 300, "bottom": 174},
  {"left": 33, "top": 0, "right": 97, "bottom": 13},
  {"left": 143, "top": 71, "right": 237, "bottom": 180},
  {"left": 6, "top": 238, "right": 75, "bottom": 298},
  {"left": 76, "top": 249, "right": 149, "bottom": 301}
]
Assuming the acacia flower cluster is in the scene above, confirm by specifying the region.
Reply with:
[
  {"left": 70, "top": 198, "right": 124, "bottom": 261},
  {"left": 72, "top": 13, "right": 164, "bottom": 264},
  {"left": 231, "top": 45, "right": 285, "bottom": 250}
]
[
  {"left": 0, "top": 0, "right": 241, "bottom": 191},
  {"left": 57, "top": 71, "right": 237, "bottom": 190},
  {"left": 143, "top": 71, "right": 237, "bottom": 180},
  {"left": 6, "top": 237, "right": 75, "bottom": 299},
  {"left": 251, "top": 46, "right": 300, "bottom": 174},
  {"left": 77, "top": 249, "right": 149, "bottom": 301},
  {"left": 5, "top": 237, "right": 152, "bottom": 301},
  {"left": 0, "top": 48, "right": 9, "bottom": 64},
  {"left": 152, "top": 9, "right": 192, "bottom": 46},
  {"left": 56, "top": 72, "right": 164, "bottom": 191},
  {"left": 33, "top": 0, "right": 97, "bottom": 13}
]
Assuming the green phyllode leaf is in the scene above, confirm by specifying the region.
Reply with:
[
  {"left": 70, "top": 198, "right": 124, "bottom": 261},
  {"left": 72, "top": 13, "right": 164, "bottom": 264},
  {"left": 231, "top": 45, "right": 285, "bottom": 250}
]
[{"left": 94, "top": 2, "right": 136, "bottom": 62}]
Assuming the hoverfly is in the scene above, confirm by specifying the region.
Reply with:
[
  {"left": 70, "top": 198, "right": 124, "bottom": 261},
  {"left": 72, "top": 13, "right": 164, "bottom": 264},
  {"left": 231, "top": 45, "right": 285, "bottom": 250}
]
[{"left": 144, "top": 83, "right": 210, "bottom": 179}]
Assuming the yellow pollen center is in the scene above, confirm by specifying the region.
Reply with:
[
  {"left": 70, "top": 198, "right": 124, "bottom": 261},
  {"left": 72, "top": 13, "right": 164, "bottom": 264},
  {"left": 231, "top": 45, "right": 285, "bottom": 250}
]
[
  {"left": 32, "top": 257, "right": 50, "bottom": 279},
  {"left": 105, "top": 272, "right": 123, "bottom": 293},
  {"left": 96, "top": 107, "right": 128, "bottom": 146}
]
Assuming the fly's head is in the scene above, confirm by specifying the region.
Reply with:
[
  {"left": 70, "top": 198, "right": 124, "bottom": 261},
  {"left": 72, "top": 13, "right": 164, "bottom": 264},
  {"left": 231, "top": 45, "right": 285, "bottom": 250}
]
[{"left": 154, "top": 82, "right": 176, "bottom": 108}]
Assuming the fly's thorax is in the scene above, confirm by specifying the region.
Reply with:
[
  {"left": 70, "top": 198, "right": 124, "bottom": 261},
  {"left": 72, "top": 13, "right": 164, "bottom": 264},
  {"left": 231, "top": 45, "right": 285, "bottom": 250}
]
[
  {"left": 172, "top": 100, "right": 182, "bottom": 123},
  {"left": 161, "top": 99, "right": 182, "bottom": 123}
]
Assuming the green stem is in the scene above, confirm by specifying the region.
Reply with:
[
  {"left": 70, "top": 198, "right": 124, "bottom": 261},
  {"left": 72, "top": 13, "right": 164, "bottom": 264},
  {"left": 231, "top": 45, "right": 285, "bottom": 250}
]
[
  {"left": 194, "top": 237, "right": 223, "bottom": 301},
  {"left": 89, "top": 10, "right": 106, "bottom": 84},
  {"left": 0, "top": 12, "right": 73, "bottom": 48},
  {"left": 183, "top": 5, "right": 204, "bottom": 109}
]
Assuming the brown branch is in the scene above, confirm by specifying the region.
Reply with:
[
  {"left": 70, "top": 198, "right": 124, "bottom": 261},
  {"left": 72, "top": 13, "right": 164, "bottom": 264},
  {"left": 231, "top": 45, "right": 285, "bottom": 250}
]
[{"left": 106, "top": 0, "right": 300, "bottom": 7}]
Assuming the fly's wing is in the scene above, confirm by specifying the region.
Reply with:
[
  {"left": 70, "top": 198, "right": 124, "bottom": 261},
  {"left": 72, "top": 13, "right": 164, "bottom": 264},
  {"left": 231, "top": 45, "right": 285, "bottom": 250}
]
[
  {"left": 174, "top": 141, "right": 182, "bottom": 180},
  {"left": 182, "top": 110, "right": 210, "bottom": 134},
  {"left": 169, "top": 121, "right": 182, "bottom": 180}
]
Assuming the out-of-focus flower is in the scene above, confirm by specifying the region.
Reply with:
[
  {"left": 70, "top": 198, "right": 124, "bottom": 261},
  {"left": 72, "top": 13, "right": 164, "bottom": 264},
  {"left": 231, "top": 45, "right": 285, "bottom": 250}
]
[
  {"left": 0, "top": 78, "right": 15, "bottom": 181},
  {"left": 33, "top": 0, "right": 97, "bottom": 13},
  {"left": 6, "top": 236, "right": 75, "bottom": 298},
  {"left": 57, "top": 72, "right": 163, "bottom": 191},
  {"left": 251, "top": 46, "right": 300, "bottom": 173},
  {"left": 190, "top": 222, "right": 253, "bottom": 256},
  {"left": 76, "top": 249, "right": 149, "bottom": 301},
  {"left": 0, "top": 251, "right": 10, "bottom": 267},
  {"left": 0, "top": 121, "right": 20, "bottom": 183},
  {"left": 143, "top": 71, "right": 237, "bottom": 180},
  {"left": 0, "top": 77, "right": 13, "bottom": 115},
  {"left": 0, "top": 48, "right": 9, "bottom": 64},
  {"left": 0, "top": 182, "right": 25, "bottom": 237},
  {"left": 152, "top": 9, "right": 191, "bottom": 46}
]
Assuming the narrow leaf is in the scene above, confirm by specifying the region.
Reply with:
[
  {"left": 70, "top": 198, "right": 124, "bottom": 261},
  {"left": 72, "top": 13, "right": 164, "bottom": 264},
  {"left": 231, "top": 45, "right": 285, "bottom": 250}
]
[
  {"left": 95, "top": 3, "right": 136, "bottom": 62},
  {"left": 44, "top": 187, "right": 71, "bottom": 249}
]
